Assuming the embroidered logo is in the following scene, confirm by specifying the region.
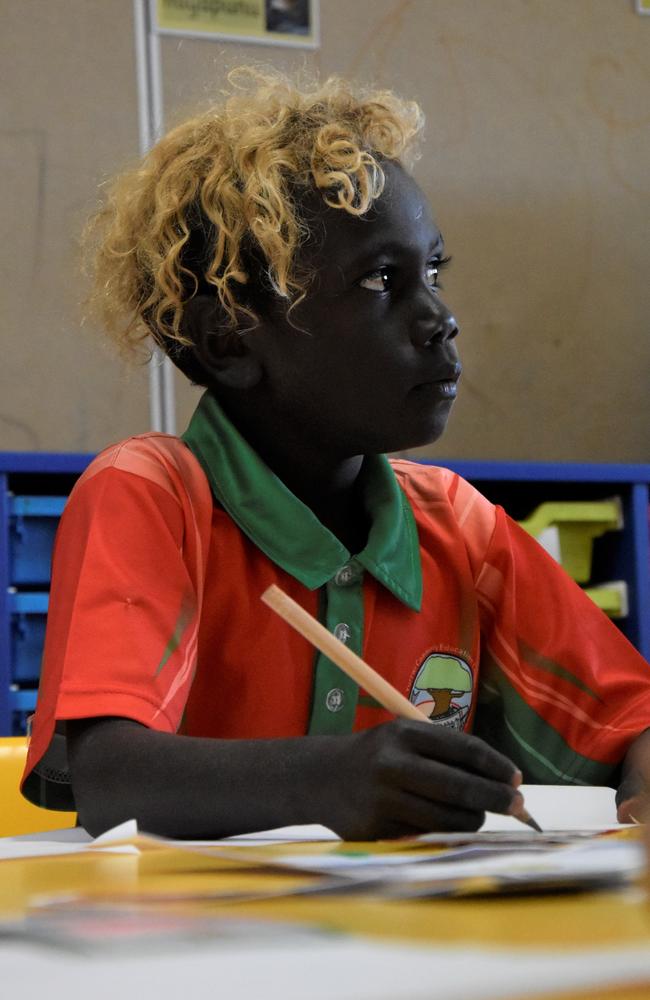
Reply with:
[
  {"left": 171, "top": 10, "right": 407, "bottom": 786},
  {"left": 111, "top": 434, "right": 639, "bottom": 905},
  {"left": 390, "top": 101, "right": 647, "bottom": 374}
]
[{"left": 409, "top": 653, "right": 473, "bottom": 730}]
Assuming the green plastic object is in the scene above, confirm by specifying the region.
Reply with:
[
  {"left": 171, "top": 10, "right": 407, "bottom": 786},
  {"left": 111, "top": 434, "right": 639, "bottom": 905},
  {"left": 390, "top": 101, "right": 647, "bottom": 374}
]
[
  {"left": 584, "top": 581, "right": 629, "bottom": 620},
  {"left": 518, "top": 499, "right": 623, "bottom": 583}
]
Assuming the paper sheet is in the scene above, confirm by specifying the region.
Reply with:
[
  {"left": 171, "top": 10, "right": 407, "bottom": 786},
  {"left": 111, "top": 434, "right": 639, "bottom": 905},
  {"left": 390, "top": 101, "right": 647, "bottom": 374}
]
[
  {"left": 482, "top": 784, "right": 618, "bottom": 832},
  {"left": 0, "top": 819, "right": 140, "bottom": 860}
]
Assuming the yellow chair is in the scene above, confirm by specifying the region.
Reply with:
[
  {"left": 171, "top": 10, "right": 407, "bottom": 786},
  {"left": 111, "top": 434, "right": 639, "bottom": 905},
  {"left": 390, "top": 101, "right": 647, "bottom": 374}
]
[{"left": 0, "top": 737, "right": 76, "bottom": 836}]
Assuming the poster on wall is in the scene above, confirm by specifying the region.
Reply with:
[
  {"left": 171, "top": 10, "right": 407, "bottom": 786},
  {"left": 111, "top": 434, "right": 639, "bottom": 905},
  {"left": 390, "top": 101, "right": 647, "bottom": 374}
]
[{"left": 155, "top": 0, "right": 319, "bottom": 47}]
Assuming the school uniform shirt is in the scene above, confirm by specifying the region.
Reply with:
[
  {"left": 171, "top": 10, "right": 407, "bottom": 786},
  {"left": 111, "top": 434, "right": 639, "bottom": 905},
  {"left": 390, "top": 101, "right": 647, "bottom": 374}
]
[{"left": 22, "top": 392, "right": 650, "bottom": 810}]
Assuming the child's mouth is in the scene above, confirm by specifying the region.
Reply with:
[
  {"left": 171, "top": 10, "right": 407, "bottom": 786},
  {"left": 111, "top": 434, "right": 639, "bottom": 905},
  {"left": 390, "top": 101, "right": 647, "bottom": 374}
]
[{"left": 414, "top": 379, "right": 459, "bottom": 399}]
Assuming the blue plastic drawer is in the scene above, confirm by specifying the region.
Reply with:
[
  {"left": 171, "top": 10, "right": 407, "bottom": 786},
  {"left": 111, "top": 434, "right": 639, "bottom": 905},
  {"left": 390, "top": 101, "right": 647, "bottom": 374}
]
[
  {"left": 10, "top": 687, "right": 38, "bottom": 737},
  {"left": 9, "top": 687, "right": 38, "bottom": 711},
  {"left": 9, "top": 591, "right": 48, "bottom": 683},
  {"left": 9, "top": 495, "right": 66, "bottom": 585},
  {"left": 11, "top": 711, "right": 32, "bottom": 737}
]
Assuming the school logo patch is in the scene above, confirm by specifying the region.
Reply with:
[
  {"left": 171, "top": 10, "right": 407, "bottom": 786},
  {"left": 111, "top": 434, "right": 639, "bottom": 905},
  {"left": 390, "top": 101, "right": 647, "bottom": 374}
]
[{"left": 409, "top": 653, "right": 473, "bottom": 730}]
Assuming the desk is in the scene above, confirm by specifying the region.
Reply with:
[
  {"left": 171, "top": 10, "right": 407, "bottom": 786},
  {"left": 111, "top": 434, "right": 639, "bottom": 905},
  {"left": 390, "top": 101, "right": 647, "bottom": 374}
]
[{"left": 2, "top": 815, "right": 650, "bottom": 1000}]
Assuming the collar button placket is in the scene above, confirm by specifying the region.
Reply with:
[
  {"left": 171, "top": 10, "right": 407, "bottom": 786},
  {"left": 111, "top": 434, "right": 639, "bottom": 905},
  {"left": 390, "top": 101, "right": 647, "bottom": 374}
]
[{"left": 306, "top": 569, "right": 364, "bottom": 735}]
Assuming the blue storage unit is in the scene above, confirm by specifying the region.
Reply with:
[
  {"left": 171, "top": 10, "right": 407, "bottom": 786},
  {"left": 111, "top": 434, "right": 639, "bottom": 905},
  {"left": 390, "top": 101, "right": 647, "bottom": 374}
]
[
  {"left": 0, "top": 452, "right": 93, "bottom": 735},
  {"left": 9, "top": 686, "right": 38, "bottom": 737},
  {"left": 10, "top": 591, "right": 49, "bottom": 683},
  {"left": 9, "top": 496, "right": 67, "bottom": 585}
]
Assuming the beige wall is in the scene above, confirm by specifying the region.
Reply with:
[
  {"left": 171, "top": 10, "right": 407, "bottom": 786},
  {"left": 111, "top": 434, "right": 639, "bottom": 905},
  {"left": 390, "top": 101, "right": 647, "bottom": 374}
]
[{"left": 2, "top": 0, "right": 649, "bottom": 462}]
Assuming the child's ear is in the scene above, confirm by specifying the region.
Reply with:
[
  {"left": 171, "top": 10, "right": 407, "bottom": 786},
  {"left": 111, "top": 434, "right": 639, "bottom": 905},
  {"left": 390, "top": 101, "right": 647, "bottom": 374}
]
[{"left": 183, "top": 294, "right": 263, "bottom": 390}]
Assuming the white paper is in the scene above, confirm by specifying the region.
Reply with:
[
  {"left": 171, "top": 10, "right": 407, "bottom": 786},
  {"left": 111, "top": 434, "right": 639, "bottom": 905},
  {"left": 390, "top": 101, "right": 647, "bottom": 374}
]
[
  {"left": 0, "top": 820, "right": 140, "bottom": 861},
  {"left": 219, "top": 824, "right": 339, "bottom": 845},
  {"left": 482, "top": 784, "right": 618, "bottom": 831}
]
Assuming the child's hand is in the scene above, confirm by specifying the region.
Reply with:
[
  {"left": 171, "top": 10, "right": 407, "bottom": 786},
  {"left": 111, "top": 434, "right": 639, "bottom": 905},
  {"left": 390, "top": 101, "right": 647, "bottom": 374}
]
[
  {"left": 616, "top": 787, "right": 646, "bottom": 825},
  {"left": 321, "top": 719, "right": 523, "bottom": 840},
  {"left": 616, "top": 729, "right": 650, "bottom": 824}
]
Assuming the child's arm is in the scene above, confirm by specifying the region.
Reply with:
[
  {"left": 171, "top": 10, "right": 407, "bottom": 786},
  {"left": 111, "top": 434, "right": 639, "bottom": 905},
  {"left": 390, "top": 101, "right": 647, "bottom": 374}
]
[{"left": 67, "top": 716, "right": 523, "bottom": 839}]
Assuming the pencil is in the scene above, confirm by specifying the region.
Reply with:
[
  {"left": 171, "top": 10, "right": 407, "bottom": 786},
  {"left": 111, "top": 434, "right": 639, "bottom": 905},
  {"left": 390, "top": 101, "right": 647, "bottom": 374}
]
[{"left": 261, "top": 583, "right": 542, "bottom": 834}]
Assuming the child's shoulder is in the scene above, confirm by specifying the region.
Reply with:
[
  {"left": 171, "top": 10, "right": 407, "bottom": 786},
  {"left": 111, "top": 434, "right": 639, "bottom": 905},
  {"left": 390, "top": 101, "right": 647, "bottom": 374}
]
[
  {"left": 389, "top": 457, "right": 490, "bottom": 506},
  {"left": 74, "top": 432, "right": 211, "bottom": 508},
  {"left": 390, "top": 457, "right": 458, "bottom": 493},
  {"left": 389, "top": 457, "right": 496, "bottom": 549}
]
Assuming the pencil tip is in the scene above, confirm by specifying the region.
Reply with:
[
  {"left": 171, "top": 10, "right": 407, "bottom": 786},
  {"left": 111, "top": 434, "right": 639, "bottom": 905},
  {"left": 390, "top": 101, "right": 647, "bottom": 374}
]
[{"left": 519, "top": 809, "right": 543, "bottom": 833}]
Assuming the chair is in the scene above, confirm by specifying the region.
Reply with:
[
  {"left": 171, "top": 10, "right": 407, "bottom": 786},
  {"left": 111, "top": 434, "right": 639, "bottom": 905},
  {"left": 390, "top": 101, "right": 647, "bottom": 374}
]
[{"left": 0, "top": 737, "right": 76, "bottom": 837}]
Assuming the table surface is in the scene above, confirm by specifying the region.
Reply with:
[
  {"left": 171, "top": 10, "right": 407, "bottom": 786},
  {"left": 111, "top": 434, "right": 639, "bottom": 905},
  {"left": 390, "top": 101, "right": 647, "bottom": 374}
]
[{"left": 2, "top": 807, "right": 650, "bottom": 1000}]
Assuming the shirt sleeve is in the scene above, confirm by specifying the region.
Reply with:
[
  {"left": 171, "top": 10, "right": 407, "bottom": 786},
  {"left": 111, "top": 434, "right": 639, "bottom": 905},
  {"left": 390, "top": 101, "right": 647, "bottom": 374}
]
[
  {"left": 472, "top": 505, "right": 650, "bottom": 786},
  {"left": 22, "top": 436, "right": 212, "bottom": 808}
]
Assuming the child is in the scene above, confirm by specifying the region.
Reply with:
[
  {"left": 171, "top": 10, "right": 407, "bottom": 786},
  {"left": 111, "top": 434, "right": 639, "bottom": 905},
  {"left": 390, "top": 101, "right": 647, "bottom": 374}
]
[{"left": 22, "top": 68, "right": 650, "bottom": 838}]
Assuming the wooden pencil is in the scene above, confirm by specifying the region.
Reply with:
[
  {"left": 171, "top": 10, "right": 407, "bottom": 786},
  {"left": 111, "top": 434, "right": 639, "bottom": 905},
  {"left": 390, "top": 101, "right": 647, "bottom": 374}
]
[{"left": 261, "top": 582, "right": 542, "bottom": 834}]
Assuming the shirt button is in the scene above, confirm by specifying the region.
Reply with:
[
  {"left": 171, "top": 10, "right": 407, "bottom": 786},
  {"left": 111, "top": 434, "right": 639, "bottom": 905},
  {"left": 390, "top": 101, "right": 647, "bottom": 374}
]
[
  {"left": 326, "top": 688, "right": 345, "bottom": 713},
  {"left": 334, "top": 623, "right": 351, "bottom": 644},
  {"left": 334, "top": 564, "right": 355, "bottom": 586}
]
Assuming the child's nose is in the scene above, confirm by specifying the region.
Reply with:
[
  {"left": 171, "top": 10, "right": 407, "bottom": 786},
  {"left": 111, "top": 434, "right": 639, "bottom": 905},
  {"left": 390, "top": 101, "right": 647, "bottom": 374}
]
[{"left": 411, "top": 298, "right": 459, "bottom": 348}]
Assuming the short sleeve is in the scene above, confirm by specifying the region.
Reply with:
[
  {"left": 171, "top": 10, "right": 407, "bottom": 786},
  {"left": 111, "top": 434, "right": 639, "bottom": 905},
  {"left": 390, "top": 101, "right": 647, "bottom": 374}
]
[
  {"left": 473, "top": 506, "right": 650, "bottom": 786},
  {"left": 22, "top": 435, "right": 212, "bottom": 808}
]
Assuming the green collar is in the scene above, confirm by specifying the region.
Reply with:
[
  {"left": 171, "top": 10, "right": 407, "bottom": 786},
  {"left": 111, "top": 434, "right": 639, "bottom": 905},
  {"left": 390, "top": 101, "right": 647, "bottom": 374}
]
[{"left": 182, "top": 391, "right": 422, "bottom": 610}]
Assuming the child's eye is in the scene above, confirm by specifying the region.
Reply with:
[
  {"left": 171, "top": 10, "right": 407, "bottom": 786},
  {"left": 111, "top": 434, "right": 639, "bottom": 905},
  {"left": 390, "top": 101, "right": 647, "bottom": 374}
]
[
  {"left": 425, "top": 263, "right": 440, "bottom": 287},
  {"left": 359, "top": 267, "right": 392, "bottom": 293},
  {"left": 426, "top": 255, "right": 451, "bottom": 289},
  {"left": 359, "top": 256, "right": 451, "bottom": 294}
]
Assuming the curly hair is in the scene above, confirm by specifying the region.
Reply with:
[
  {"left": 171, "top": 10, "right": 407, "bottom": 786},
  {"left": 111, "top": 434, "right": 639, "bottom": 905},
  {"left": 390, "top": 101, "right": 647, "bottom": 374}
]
[{"left": 84, "top": 66, "right": 424, "bottom": 377}]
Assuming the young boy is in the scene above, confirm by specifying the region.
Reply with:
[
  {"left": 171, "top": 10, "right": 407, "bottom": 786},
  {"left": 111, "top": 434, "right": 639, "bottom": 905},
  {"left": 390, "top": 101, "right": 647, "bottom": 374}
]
[{"left": 22, "top": 68, "right": 650, "bottom": 839}]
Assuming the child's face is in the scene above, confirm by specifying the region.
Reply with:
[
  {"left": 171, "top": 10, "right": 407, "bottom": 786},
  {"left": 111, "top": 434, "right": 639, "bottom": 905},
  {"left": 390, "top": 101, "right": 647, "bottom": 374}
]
[{"left": 246, "top": 161, "right": 460, "bottom": 457}]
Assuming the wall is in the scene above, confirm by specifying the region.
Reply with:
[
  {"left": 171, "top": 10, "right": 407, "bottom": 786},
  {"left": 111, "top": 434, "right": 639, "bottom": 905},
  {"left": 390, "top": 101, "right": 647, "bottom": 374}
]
[{"left": 2, "top": 0, "right": 649, "bottom": 462}]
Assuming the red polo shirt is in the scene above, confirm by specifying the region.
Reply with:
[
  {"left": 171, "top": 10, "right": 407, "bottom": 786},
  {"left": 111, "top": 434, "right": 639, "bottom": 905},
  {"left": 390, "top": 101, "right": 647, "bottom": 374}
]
[{"left": 22, "top": 392, "right": 650, "bottom": 810}]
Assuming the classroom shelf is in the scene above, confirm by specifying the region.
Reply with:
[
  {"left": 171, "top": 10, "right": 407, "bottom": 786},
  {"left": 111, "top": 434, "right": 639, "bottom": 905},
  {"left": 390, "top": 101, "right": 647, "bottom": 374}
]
[
  {"left": 1, "top": 452, "right": 649, "bottom": 736},
  {"left": 0, "top": 452, "right": 93, "bottom": 736}
]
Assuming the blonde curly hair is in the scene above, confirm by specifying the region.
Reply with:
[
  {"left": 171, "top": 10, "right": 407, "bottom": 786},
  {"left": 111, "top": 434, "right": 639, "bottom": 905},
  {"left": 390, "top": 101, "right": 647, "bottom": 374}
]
[{"left": 84, "top": 66, "right": 424, "bottom": 376}]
